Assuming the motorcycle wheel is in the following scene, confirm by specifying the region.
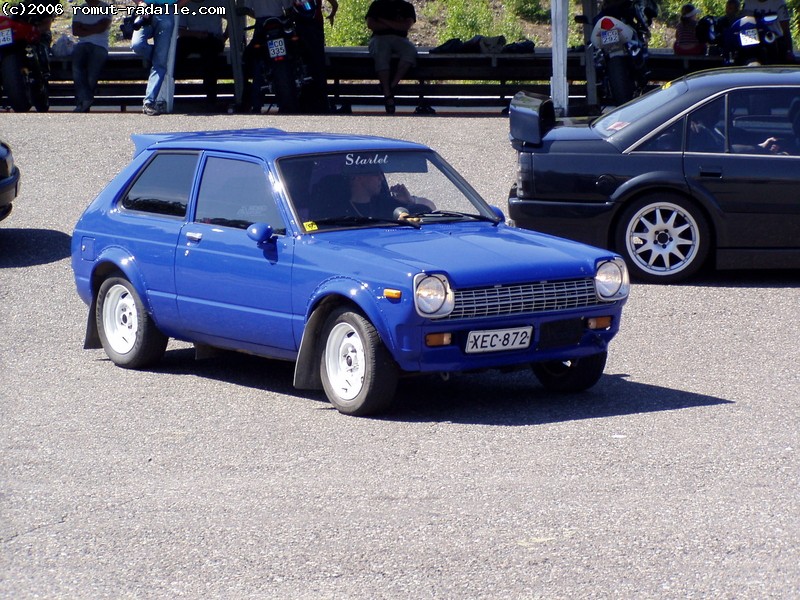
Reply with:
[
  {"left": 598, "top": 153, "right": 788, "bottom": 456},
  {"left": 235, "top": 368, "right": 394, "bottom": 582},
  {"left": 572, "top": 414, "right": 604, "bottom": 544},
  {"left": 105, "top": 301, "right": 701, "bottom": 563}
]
[
  {"left": 607, "top": 55, "right": 635, "bottom": 107},
  {"left": 271, "top": 61, "right": 299, "bottom": 114},
  {"left": 1, "top": 53, "right": 33, "bottom": 112}
]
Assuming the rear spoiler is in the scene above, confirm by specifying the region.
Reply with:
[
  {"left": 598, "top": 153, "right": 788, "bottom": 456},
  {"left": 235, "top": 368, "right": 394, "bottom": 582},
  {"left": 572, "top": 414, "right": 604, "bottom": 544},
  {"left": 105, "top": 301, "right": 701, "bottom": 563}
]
[{"left": 509, "top": 91, "right": 556, "bottom": 150}]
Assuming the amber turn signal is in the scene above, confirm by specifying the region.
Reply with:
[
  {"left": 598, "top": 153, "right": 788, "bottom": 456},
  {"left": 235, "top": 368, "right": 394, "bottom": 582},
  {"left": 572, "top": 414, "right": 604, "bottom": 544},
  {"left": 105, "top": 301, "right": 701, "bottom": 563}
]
[{"left": 425, "top": 333, "right": 452, "bottom": 347}]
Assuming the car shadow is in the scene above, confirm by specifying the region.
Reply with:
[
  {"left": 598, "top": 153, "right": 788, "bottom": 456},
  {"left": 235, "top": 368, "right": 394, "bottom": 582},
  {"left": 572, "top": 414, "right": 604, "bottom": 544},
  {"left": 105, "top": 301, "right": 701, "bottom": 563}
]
[
  {"left": 150, "top": 348, "right": 731, "bottom": 426},
  {"left": 0, "top": 228, "right": 72, "bottom": 268}
]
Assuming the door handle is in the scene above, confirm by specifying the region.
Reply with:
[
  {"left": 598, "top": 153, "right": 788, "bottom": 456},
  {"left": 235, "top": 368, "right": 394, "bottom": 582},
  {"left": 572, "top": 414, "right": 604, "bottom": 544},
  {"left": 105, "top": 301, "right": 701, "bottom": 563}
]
[
  {"left": 698, "top": 166, "right": 722, "bottom": 178},
  {"left": 186, "top": 232, "right": 203, "bottom": 243}
]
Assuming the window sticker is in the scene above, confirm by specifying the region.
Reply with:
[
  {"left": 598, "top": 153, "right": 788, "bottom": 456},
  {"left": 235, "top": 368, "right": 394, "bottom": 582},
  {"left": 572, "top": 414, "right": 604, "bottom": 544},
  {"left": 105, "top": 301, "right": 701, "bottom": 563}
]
[{"left": 304, "top": 221, "right": 319, "bottom": 231}]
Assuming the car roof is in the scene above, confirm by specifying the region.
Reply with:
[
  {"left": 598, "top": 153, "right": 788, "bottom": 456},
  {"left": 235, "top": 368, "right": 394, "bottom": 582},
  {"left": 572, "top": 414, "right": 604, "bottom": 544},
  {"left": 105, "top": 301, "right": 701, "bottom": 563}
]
[
  {"left": 131, "top": 128, "right": 430, "bottom": 160},
  {"left": 681, "top": 66, "right": 800, "bottom": 91}
]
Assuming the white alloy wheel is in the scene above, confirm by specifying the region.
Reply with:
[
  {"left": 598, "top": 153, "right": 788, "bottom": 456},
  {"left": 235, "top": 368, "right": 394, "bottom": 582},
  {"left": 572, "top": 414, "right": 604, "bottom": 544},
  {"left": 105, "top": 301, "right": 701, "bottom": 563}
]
[
  {"left": 324, "top": 321, "right": 366, "bottom": 401},
  {"left": 102, "top": 283, "right": 140, "bottom": 355},
  {"left": 617, "top": 195, "right": 710, "bottom": 283}
]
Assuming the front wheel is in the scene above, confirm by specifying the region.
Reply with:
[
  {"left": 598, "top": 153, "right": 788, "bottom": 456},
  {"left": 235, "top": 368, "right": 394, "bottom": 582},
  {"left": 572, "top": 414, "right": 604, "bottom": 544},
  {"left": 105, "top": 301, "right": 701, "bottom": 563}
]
[
  {"left": 96, "top": 276, "right": 168, "bottom": 369},
  {"left": 614, "top": 194, "right": 710, "bottom": 283},
  {"left": 320, "top": 307, "right": 398, "bottom": 416},
  {"left": 1, "top": 53, "right": 33, "bottom": 112},
  {"left": 532, "top": 351, "right": 607, "bottom": 393}
]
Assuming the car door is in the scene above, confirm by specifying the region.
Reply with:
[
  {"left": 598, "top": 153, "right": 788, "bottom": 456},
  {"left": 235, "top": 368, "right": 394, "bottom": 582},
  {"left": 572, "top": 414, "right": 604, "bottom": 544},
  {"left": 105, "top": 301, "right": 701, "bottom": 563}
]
[
  {"left": 174, "top": 153, "right": 297, "bottom": 357},
  {"left": 683, "top": 89, "right": 800, "bottom": 250}
]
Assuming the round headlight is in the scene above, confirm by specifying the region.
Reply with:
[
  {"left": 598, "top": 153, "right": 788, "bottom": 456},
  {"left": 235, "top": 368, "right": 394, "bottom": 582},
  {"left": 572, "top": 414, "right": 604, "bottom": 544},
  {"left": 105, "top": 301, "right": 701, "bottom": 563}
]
[
  {"left": 414, "top": 274, "right": 454, "bottom": 317},
  {"left": 596, "top": 259, "right": 630, "bottom": 300}
]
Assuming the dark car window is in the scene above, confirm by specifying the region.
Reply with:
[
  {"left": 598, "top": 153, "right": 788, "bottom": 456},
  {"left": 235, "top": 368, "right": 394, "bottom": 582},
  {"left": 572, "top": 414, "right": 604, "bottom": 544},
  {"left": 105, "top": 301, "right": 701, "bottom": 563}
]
[
  {"left": 727, "top": 88, "right": 800, "bottom": 155},
  {"left": 686, "top": 97, "right": 726, "bottom": 153},
  {"left": 195, "top": 156, "right": 285, "bottom": 232},
  {"left": 637, "top": 119, "right": 685, "bottom": 152},
  {"left": 121, "top": 153, "right": 199, "bottom": 217}
]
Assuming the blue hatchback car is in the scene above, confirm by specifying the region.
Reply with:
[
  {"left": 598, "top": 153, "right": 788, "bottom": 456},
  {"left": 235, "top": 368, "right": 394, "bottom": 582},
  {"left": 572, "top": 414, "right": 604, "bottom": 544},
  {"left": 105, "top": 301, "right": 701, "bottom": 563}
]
[{"left": 71, "top": 129, "right": 630, "bottom": 415}]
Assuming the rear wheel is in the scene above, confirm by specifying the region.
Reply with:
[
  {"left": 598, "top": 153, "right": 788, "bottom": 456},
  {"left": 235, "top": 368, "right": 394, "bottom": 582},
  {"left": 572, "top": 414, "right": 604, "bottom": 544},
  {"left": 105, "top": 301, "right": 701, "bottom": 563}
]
[
  {"left": 1, "top": 53, "right": 33, "bottom": 112},
  {"left": 96, "top": 276, "right": 168, "bottom": 369},
  {"left": 607, "top": 55, "right": 635, "bottom": 106},
  {"left": 615, "top": 194, "right": 710, "bottom": 283},
  {"left": 320, "top": 307, "right": 398, "bottom": 416},
  {"left": 532, "top": 352, "right": 607, "bottom": 393}
]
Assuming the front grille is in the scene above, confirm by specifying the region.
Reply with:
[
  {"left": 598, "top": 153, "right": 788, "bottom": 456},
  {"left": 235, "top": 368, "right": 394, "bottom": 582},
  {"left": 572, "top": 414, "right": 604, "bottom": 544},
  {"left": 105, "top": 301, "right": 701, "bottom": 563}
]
[{"left": 445, "top": 278, "right": 600, "bottom": 320}]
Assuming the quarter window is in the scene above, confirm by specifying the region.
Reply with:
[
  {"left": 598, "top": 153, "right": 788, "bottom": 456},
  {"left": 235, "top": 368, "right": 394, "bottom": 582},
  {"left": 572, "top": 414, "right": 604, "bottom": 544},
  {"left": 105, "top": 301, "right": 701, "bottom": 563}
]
[{"left": 121, "top": 153, "right": 199, "bottom": 217}]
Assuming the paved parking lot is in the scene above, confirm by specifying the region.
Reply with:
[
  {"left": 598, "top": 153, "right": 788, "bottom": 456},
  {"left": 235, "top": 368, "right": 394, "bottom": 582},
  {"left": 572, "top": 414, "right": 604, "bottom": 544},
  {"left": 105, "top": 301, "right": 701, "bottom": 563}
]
[{"left": 1, "top": 113, "right": 799, "bottom": 598}]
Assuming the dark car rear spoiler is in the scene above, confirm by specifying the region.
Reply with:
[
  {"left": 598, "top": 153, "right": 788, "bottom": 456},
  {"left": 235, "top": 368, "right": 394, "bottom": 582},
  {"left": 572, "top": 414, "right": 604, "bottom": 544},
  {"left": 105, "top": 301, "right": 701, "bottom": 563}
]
[{"left": 509, "top": 91, "right": 556, "bottom": 151}]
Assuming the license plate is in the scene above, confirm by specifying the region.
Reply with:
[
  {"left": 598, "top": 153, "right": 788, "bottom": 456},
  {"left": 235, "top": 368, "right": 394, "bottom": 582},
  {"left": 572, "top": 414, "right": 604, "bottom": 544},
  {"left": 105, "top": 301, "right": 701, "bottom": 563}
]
[
  {"left": 600, "top": 29, "right": 620, "bottom": 46},
  {"left": 739, "top": 29, "right": 759, "bottom": 46},
  {"left": 465, "top": 326, "right": 532, "bottom": 354},
  {"left": 0, "top": 28, "right": 13, "bottom": 47},
  {"left": 267, "top": 38, "right": 287, "bottom": 58}
]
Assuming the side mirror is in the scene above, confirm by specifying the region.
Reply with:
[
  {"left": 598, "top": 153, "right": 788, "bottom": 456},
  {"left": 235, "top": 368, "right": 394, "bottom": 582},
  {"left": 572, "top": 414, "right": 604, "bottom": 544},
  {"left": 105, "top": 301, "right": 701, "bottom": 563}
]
[
  {"left": 489, "top": 206, "right": 505, "bottom": 222},
  {"left": 247, "top": 222, "right": 275, "bottom": 245}
]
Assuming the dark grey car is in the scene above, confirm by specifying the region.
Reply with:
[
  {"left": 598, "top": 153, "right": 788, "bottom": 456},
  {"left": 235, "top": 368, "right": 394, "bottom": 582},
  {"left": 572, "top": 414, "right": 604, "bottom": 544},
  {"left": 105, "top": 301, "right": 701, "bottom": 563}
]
[{"left": 508, "top": 67, "right": 800, "bottom": 283}]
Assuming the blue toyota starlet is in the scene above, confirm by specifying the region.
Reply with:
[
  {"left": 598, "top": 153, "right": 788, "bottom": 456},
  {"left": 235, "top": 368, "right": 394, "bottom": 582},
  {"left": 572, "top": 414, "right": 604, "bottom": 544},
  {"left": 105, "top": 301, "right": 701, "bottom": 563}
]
[{"left": 71, "top": 128, "right": 630, "bottom": 416}]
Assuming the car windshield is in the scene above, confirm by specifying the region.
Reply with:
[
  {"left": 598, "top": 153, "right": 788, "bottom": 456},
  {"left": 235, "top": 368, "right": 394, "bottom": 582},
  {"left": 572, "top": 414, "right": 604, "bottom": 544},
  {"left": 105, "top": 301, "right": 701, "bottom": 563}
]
[
  {"left": 592, "top": 79, "right": 689, "bottom": 138},
  {"left": 277, "top": 150, "right": 499, "bottom": 232}
]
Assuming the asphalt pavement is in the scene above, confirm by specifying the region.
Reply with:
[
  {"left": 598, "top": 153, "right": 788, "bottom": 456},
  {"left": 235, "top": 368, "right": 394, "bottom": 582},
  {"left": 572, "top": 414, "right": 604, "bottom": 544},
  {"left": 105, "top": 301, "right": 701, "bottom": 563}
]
[{"left": 1, "top": 112, "right": 799, "bottom": 599}]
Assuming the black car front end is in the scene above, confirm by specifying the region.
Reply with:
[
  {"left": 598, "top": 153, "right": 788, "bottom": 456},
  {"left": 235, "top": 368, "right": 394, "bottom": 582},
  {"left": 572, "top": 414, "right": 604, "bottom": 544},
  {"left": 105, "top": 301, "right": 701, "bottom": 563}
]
[{"left": 0, "top": 141, "right": 21, "bottom": 222}]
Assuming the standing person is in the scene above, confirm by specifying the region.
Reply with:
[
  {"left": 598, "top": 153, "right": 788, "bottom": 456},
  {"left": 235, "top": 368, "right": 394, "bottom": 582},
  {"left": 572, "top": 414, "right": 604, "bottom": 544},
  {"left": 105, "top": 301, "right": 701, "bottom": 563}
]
[
  {"left": 365, "top": 0, "right": 417, "bottom": 114},
  {"left": 293, "top": 0, "right": 338, "bottom": 113},
  {"left": 673, "top": 4, "right": 706, "bottom": 55},
  {"left": 742, "top": 0, "right": 795, "bottom": 62},
  {"left": 175, "top": 0, "right": 228, "bottom": 111},
  {"left": 131, "top": 0, "right": 191, "bottom": 115},
  {"left": 71, "top": 0, "right": 111, "bottom": 112}
]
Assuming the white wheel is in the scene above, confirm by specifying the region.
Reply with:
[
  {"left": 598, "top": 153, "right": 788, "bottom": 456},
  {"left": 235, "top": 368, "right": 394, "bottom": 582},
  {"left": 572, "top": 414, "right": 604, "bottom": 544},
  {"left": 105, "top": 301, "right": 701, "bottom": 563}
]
[
  {"left": 616, "top": 194, "right": 710, "bottom": 283},
  {"left": 320, "top": 307, "right": 398, "bottom": 416},
  {"left": 324, "top": 321, "right": 367, "bottom": 401},
  {"left": 102, "top": 283, "right": 139, "bottom": 355},
  {"left": 96, "top": 276, "right": 167, "bottom": 369}
]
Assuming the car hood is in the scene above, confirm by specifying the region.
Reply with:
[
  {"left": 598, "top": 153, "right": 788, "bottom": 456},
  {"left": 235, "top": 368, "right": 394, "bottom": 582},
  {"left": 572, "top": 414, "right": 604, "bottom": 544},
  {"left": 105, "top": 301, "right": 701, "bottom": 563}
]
[{"left": 310, "top": 224, "right": 611, "bottom": 288}]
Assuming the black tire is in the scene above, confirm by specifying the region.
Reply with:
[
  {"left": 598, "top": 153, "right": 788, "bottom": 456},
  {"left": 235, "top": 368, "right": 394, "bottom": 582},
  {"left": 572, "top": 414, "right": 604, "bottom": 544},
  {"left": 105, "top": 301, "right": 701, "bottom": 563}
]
[
  {"left": 614, "top": 193, "right": 710, "bottom": 283},
  {"left": 1, "top": 53, "right": 33, "bottom": 112},
  {"left": 96, "top": 276, "right": 168, "bottom": 369},
  {"left": 607, "top": 55, "right": 635, "bottom": 106},
  {"left": 532, "top": 351, "right": 607, "bottom": 393},
  {"left": 320, "top": 307, "right": 398, "bottom": 416},
  {"left": 271, "top": 61, "right": 299, "bottom": 114}
]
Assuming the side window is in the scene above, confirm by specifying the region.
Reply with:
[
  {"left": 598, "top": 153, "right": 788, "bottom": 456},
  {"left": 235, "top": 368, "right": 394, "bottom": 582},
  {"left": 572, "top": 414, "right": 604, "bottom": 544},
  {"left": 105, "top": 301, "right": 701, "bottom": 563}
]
[
  {"left": 637, "top": 119, "right": 684, "bottom": 152},
  {"left": 728, "top": 88, "right": 800, "bottom": 155},
  {"left": 121, "top": 153, "right": 199, "bottom": 217},
  {"left": 686, "top": 97, "right": 725, "bottom": 153},
  {"left": 195, "top": 157, "right": 285, "bottom": 233}
]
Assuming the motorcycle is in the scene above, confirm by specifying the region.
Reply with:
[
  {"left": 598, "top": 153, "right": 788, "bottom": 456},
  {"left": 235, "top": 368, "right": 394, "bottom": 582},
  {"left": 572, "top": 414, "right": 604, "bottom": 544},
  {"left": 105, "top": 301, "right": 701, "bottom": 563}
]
[
  {"left": 244, "top": 2, "right": 315, "bottom": 114},
  {"left": 0, "top": 0, "right": 57, "bottom": 112},
  {"left": 577, "top": 0, "right": 654, "bottom": 106},
  {"left": 723, "top": 13, "right": 786, "bottom": 66}
]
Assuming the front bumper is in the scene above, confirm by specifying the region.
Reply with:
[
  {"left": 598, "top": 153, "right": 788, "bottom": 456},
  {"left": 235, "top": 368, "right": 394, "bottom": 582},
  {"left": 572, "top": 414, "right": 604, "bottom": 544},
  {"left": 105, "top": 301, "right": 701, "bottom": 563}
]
[
  {"left": 508, "top": 194, "right": 617, "bottom": 250},
  {"left": 0, "top": 168, "right": 21, "bottom": 222},
  {"left": 391, "top": 305, "right": 625, "bottom": 373}
]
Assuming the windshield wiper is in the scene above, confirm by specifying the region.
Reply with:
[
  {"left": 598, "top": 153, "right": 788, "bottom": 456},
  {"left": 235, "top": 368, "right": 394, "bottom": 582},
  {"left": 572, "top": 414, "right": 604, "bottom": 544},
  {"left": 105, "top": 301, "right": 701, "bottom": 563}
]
[
  {"left": 411, "top": 210, "right": 501, "bottom": 224},
  {"left": 311, "top": 215, "right": 421, "bottom": 229}
]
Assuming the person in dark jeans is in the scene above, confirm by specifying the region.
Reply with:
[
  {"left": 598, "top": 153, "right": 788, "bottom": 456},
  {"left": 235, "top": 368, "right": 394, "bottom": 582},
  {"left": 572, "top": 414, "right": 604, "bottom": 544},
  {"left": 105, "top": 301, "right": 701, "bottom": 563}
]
[
  {"left": 71, "top": 0, "right": 111, "bottom": 112},
  {"left": 365, "top": 0, "right": 417, "bottom": 114},
  {"left": 175, "top": 0, "right": 227, "bottom": 111}
]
